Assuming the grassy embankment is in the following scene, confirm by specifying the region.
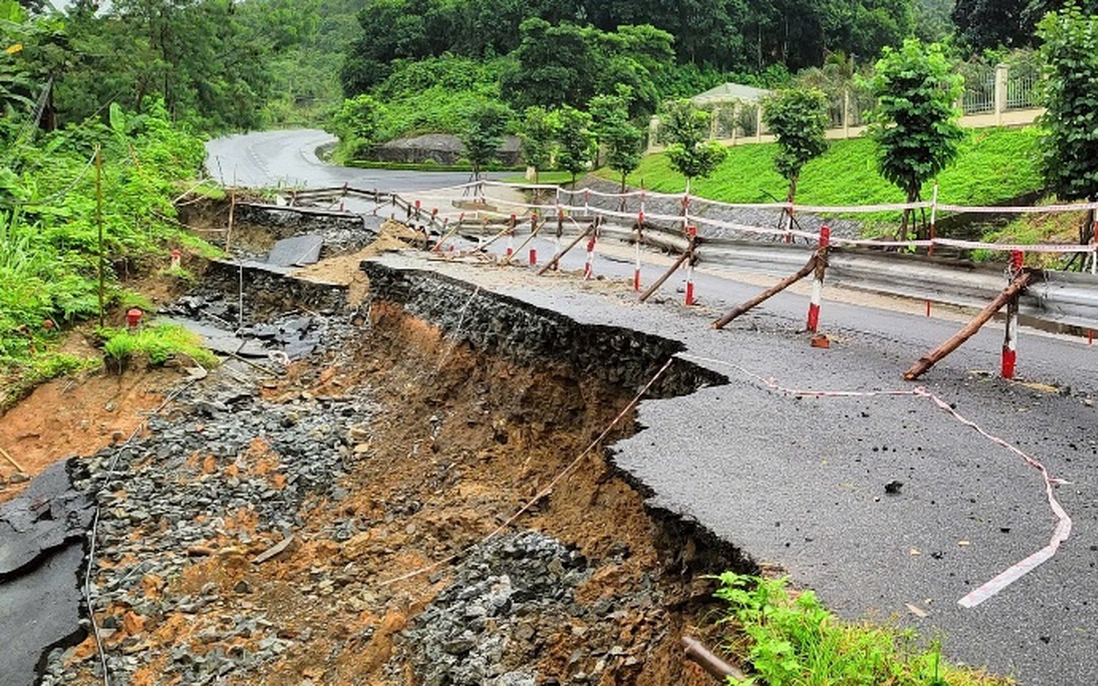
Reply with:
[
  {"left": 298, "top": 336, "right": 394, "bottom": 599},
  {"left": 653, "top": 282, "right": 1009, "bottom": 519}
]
[{"left": 599, "top": 127, "right": 1084, "bottom": 248}]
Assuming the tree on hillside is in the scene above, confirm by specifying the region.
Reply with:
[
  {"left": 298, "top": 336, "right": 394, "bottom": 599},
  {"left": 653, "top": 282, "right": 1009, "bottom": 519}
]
[
  {"left": 588, "top": 85, "right": 631, "bottom": 168},
  {"left": 867, "top": 39, "right": 964, "bottom": 240},
  {"left": 518, "top": 105, "right": 559, "bottom": 184},
  {"left": 762, "top": 88, "right": 829, "bottom": 227},
  {"left": 588, "top": 86, "right": 643, "bottom": 194},
  {"left": 1036, "top": 3, "right": 1098, "bottom": 252},
  {"left": 604, "top": 119, "right": 644, "bottom": 197},
  {"left": 660, "top": 99, "right": 727, "bottom": 194},
  {"left": 555, "top": 105, "right": 595, "bottom": 187},
  {"left": 326, "top": 94, "right": 385, "bottom": 160},
  {"left": 459, "top": 101, "right": 512, "bottom": 181}
]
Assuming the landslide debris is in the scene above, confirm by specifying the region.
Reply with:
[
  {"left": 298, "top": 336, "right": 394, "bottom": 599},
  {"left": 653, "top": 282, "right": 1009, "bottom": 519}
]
[{"left": 36, "top": 231, "right": 744, "bottom": 685}]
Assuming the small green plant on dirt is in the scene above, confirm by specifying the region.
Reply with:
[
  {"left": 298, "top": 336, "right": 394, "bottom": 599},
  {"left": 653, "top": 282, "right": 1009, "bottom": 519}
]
[
  {"left": 102, "top": 331, "right": 138, "bottom": 373},
  {"left": 101, "top": 325, "right": 217, "bottom": 373},
  {"left": 157, "top": 265, "right": 198, "bottom": 285},
  {"left": 713, "top": 572, "right": 1012, "bottom": 686}
]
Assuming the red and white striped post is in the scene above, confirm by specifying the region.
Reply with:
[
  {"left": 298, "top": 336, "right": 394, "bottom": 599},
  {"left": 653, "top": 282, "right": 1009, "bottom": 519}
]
[
  {"left": 1001, "top": 250, "right": 1024, "bottom": 379},
  {"left": 634, "top": 210, "right": 645, "bottom": 292},
  {"left": 583, "top": 219, "right": 599, "bottom": 280},
  {"left": 806, "top": 225, "right": 831, "bottom": 333},
  {"left": 414, "top": 199, "right": 422, "bottom": 221},
  {"left": 684, "top": 225, "right": 697, "bottom": 306},
  {"left": 506, "top": 214, "right": 516, "bottom": 258},
  {"left": 529, "top": 213, "right": 538, "bottom": 266}
]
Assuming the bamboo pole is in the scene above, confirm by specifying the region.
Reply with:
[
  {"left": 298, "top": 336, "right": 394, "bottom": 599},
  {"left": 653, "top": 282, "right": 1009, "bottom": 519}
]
[
  {"left": 95, "top": 145, "right": 104, "bottom": 327},
  {"left": 0, "top": 445, "right": 26, "bottom": 473},
  {"left": 225, "top": 183, "right": 237, "bottom": 252},
  {"left": 537, "top": 223, "right": 593, "bottom": 275},
  {"left": 682, "top": 637, "right": 746, "bottom": 683},
  {"left": 707, "top": 252, "right": 821, "bottom": 331},
  {"left": 711, "top": 253, "right": 819, "bottom": 329},
  {"left": 638, "top": 226, "right": 697, "bottom": 303},
  {"left": 502, "top": 217, "right": 545, "bottom": 266},
  {"left": 638, "top": 249, "right": 692, "bottom": 302},
  {"left": 903, "top": 270, "right": 1033, "bottom": 381}
]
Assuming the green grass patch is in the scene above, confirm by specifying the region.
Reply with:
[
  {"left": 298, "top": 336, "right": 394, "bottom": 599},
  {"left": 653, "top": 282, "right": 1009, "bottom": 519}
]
[
  {"left": 715, "top": 572, "right": 1013, "bottom": 686},
  {"left": 100, "top": 324, "right": 218, "bottom": 372},
  {"left": 615, "top": 127, "right": 1043, "bottom": 220}
]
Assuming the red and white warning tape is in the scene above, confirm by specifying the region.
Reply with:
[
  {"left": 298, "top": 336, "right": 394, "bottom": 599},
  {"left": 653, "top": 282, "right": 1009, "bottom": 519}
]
[{"left": 679, "top": 353, "right": 1073, "bottom": 609}]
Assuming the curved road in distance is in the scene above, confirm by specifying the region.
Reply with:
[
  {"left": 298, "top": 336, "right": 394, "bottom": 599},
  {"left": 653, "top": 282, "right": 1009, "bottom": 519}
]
[
  {"left": 208, "top": 129, "right": 1098, "bottom": 686},
  {"left": 205, "top": 129, "right": 473, "bottom": 190}
]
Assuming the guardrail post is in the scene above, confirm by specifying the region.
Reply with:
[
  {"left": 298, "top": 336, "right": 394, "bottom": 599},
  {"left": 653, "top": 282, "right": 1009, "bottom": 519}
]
[
  {"left": 555, "top": 208, "right": 564, "bottom": 271},
  {"left": 685, "top": 226, "right": 698, "bottom": 305},
  {"left": 529, "top": 213, "right": 539, "bottom": 265},
  {"left": 1001, "top": 250, "right": 1024, "bottom": 379},
  {"left": 414, "top": 199, "right": 422, "bottom": 221},
  {"left": 538, "top": 221, "right": 594, "bottom": 276},
  {"left": 903, "top": 264, "right": 1033, "bottom": 381},
  {"left": 583, "top": 217, "right": 600, "bottom": 280},
  {"left": 711, "top": 253, "right": 819, "bottom": 329},
  {"left": 806, "top": 225, "right": 830, "bottom": 332},
  {"left": 506, "top": 214, "right": 516, "bottom": 258},
  {"left": 634, "top": 210, "right": 645, "bottom": 292}
]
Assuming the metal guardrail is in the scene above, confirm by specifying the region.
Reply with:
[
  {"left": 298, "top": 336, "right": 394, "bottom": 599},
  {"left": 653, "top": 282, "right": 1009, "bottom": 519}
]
[{"left": 256, "top": 188, "right": 1098, "bottom": 334}]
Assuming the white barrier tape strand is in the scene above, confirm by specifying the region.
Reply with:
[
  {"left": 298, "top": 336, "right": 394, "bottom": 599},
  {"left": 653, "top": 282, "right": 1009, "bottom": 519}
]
[
  {"left": 678, "top": 353, "right": 1072, "bottom": 609},
  {"left": 934, "top": 238, "right": 1097, "bottom": 254},
  {"left": 938, "top": 201, "right": 1098, "bottom": 214}
]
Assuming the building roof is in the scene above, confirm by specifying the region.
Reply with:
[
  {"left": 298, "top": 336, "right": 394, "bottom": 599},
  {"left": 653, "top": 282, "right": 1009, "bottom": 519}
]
[{"left": 690, "top": 83, "right": 772, "bottom": 105}]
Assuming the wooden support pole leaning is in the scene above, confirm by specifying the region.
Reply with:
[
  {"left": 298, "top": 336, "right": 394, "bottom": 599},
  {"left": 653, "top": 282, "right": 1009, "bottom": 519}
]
[
  {"left": 225, "top": 183, "right": 237, "bottom": 252},
  {"left": 711, "top": 253, "right": 819, "bottom": 329},
  {"left": 0, "top": 444, "right": 26, "bottom": 473},
  {"left": 95, "top": 145, "right": 104, "bottom": 328},
  {"left": 502, "top": 215, "right": 544, "bottom": 266},
  {"left": 903, "top": 269, "right": 1033, "bottom": 381},
  {"left": 537, "top": 222, "right": 593, "bottom": 275},
  {"left": 434, "top": 212, "right": 465, "bottom": 253},
  {"left": 638, "top": 225, "right": 696, "bottom": 303}
]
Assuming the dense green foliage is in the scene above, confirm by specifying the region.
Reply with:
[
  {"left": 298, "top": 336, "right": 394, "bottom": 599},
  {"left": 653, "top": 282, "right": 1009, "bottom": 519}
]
[
  {"left": 0, "top": 98, "right": 210, "bottom": 373},
  {"left": 1035, "top": 4, "right": 1098, "bottom": 204},
  {"left": 714, "top": 572, "right": 1009, "bottom": 685},
  {"left": 952, "top": 0, "right": 1098, "bottom": 53},
  {"left": 518, "top": 106, "right": 559, "bottom": 183},
  {"left": 2, "top": 0, "right": 315, "bottom": 133},
  {"left": 867, "top": 39, "right": 964, "bottom": 237},
  {"left": 761, "top": 88, "right": 830, "bottom": 203},
  {"left": 340, "top": 0, "right": 916, "bottom": 95},
  {"left": 500, "top": 20, "right": 673, "bottom": 116}
]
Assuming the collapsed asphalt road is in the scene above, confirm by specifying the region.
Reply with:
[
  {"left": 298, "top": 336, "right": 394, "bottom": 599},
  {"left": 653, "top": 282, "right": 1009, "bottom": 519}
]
[
  {"left": 362, "top": 253, "right": 1097, "bottom": 685},
  {"left": 0, "top": 460, "right": 94, "bottom": 686}
]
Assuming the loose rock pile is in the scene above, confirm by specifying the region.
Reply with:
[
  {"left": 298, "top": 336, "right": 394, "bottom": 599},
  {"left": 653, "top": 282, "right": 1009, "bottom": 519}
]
[
  {"left": 40, "top": 353, "right": 377, "bottom": 684},
  {"left": 392, "top": 530, "right": 671, "bottom": 686}
]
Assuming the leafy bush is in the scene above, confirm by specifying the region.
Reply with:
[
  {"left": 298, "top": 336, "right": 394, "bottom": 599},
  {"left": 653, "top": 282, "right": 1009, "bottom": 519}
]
[
  {"left": 1, "top": 100, "right": 215, "bottom": 380},
  {"left": 101, "top": 324, "right": 218, "bottom": 371},
  {"left": 714, "top": 572, "right": 1011, "bottom": 686}
]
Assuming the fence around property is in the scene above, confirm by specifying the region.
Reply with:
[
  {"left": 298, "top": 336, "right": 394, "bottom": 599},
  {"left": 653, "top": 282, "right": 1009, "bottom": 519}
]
[{"left": 648, "top": 63, "right": 1044, "bottom": 151}]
